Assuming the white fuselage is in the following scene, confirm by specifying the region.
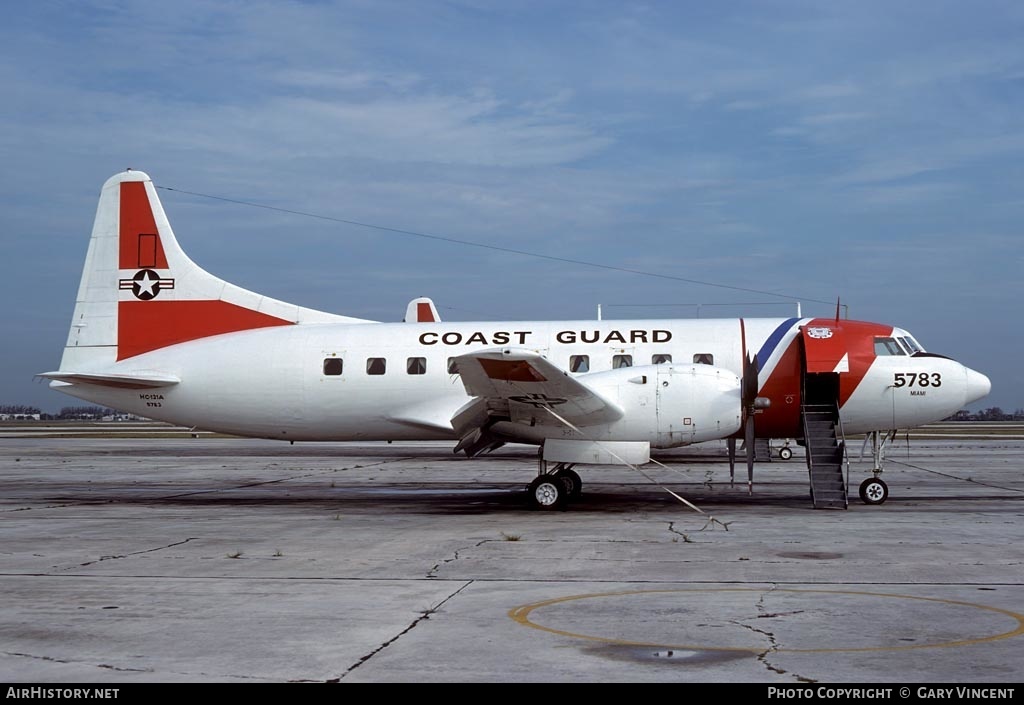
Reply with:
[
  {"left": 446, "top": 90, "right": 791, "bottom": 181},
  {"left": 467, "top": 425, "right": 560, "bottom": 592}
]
[{"left": 54, "top": 317, "right": 989, "bottom": 444}]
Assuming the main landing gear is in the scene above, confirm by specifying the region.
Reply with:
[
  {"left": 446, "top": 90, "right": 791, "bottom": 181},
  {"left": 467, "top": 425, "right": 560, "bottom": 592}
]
[
  {"left": 858, "top": 430, "right": 896, "bottom": 505},
  {"left": 527, "top": 462, "right": 583, "bottom": 510}
]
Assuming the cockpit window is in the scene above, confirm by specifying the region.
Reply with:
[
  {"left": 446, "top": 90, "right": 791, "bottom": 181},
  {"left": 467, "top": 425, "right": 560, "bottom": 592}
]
[
  {"left": 898, "top": 336, "right": 923, "bottom": 354},
  {"left": 874, "top": 337, "right": 906, "bottom": 356}
]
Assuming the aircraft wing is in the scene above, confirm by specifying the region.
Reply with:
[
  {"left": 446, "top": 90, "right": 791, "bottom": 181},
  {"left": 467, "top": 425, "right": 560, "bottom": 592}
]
[{"left": 451, "top": 349, "right": 623, "bottom": 445}]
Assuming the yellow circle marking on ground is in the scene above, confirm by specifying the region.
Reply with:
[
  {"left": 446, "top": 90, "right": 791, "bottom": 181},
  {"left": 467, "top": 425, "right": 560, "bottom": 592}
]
[{"left": 508, "top": 588, "right": 1024, "bottom": 653}]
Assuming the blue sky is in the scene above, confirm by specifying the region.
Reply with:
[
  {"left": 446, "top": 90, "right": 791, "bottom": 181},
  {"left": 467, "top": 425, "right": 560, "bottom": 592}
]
[{"left": 1, "top": 1, "right": 1021, "bottom": 413}]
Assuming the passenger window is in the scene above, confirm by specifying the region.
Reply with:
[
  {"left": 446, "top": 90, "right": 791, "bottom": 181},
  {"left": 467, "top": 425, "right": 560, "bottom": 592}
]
[
  {"left": 570, "top": 355, "right": 590, "bottom": 373},
  {"left": 873, "top": 338, "right": 905, "bottom": 356},
  {"left": 407, "top": 357, "right": 426, "bottom": 375},
  {"left": 613, "top": 354, "right": 633, "bottom": 369},
  {"left": 447, "top": 357, "right": 459, "bottom": 374},
  {"left": 366, "top": 358, "right": 387, "bottom": 375},
  {"left": 323, "top": 358, "right": 343, "bottom": 376},
  {"left": 652, "top": 354, "right": 672, "bottom": 365},
  {"left": 693, "top": 353, "right": 713, "bottom": 365}
]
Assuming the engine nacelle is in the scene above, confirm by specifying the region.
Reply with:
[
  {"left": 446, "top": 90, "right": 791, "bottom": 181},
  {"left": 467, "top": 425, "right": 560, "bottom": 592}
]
[{"left": 582, "top": 363, "right": 742, "bottom": 448}]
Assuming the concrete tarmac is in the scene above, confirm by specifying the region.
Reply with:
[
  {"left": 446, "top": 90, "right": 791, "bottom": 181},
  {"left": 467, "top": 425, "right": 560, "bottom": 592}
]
[{"left": 1, "top": 435, "right": 1022, "bottom": 683}]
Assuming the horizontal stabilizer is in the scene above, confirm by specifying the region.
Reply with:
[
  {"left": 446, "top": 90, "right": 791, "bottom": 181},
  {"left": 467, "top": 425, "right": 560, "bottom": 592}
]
[{"left": 37, "top": 371, "right": 180, "bottom": 390}]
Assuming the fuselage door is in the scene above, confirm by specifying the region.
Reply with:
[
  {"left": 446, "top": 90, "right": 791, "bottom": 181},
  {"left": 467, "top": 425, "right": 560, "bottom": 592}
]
[{"left": 801, "top": 323, "right": 849, "bottom": 374}]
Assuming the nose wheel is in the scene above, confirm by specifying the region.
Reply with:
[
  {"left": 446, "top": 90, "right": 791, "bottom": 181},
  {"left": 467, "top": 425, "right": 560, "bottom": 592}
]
[
  {"left": 859, "top": 477, "right": 889, "bottom": 505},
  {"left": 858, "top": 430, "right": 896, "bottom": 505}
]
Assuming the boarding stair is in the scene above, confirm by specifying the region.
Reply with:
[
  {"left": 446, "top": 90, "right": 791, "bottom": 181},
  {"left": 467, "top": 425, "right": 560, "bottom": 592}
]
[{"left": 802, "top": 403, "right": 848, "bottom": 509}]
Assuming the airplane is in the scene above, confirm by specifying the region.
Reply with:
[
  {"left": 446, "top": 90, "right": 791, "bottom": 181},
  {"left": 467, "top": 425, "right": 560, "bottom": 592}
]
[{"left": 39, "top": 170, "right": 992, "bottom": 510}]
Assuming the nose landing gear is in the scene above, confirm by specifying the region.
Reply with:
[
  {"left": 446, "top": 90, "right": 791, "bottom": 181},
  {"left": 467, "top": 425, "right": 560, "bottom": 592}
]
[{"left": 858, "top": 430, "right": 897, "bottom": 505}]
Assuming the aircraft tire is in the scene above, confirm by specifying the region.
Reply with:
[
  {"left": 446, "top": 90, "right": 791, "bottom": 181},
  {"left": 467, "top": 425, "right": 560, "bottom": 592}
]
[
  {"left": 555, "top": 468, "right": 583, "bottom": 499},
  {"left": 859, "top": 477, "right": 888, "bottom": 505},
  {"left": 528, "top": 476, "right": 566, "bottom": 510},
  {"left": 779, "top": 446, "right": 793, "bottom": 460}
]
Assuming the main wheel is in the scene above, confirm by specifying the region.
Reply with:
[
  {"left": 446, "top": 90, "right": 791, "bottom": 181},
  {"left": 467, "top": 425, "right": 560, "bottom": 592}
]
[
  {"left": 555, "top": 468, "right": 583, "bottom": 499},
  {"left": 779, "top": 446, "right": 793, "bottom": 460},
  {"left": 859, "top": 477, "right": 888, "bottom": 505},
  {"left": 527, "top": 475, "right": 566, "bottom": 510}
]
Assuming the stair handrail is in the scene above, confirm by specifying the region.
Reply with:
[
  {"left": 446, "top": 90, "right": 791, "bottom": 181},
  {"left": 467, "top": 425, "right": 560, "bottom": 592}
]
[
  {"left": 800, "top": 404, "right": 814, "bottom": 474},
  {"left": 833, "top": 399, "right": 850, "bottom": 508}
]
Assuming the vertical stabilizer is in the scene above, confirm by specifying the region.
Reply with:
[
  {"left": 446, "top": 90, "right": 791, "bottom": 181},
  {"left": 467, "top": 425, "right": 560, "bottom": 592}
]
[{"left": 58, "top": 170, "right": 371, "bottom": 372}]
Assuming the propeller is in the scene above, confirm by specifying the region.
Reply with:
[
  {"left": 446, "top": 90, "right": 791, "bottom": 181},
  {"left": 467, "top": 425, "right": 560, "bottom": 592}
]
[
  {"left": 741, "top": 352, "right": 770, "bottom": 495},
  {"left": 727, "top": 352, "right": 767, "bottom": 493}
]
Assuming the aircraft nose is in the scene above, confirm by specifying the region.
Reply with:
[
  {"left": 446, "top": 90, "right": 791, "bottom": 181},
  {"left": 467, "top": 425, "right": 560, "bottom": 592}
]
[{"left": 964, "top": 367, "right": 991, "bottom": 405}]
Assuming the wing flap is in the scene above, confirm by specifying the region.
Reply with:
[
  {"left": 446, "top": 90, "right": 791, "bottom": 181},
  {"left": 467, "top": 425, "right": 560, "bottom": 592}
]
[{"left": 452, "top": 349, "right": 623, "bottom": 428}]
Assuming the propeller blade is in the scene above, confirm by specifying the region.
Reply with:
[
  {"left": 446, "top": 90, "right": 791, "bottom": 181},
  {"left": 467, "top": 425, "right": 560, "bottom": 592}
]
[
  {"left": 727, "top": 437, "right": 736, "bottom": 488},
  {"left": 745, "top": 414, "right": 755, "bottom": 495},
  {"left": 741, "top": 352, "right": 761, "bottom": 406},
  {"left": 742, "top": 353, "right": 754, "bottom": 404},
  {"left": 739, "top": 351, "right": 760, "bottom": 495}
]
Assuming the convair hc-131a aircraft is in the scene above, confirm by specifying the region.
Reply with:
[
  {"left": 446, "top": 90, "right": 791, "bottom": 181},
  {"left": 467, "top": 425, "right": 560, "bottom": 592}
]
[{"left": 41, "top": 170, "right": 992, "bottom": 510}]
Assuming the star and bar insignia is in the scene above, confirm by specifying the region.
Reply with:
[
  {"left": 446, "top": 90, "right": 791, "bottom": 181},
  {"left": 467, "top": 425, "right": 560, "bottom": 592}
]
[{"left": 119, "top": 269, "right": 175, "bottom": 300}]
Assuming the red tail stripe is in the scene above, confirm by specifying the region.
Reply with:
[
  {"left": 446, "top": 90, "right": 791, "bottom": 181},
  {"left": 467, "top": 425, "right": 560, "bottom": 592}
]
[
  {"left": 119, "top": 182, "right": 168, "bottom": 270},
  {"left": 117, "top": 300, "right": 292, "bottom": 360}
]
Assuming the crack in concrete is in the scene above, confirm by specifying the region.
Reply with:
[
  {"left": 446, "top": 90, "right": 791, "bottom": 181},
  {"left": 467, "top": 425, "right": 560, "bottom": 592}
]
[
  {"left": 426, "top": 547, "right": 465, "bottom": 578},
  {"left": 53, "top": 537, "right": 201, "bottom": 573},
  {"left": 4, "top": 649, "right": 276, "bottom": 680},
  {"left": 95, "top": 663, "right": 154, "bottom": 673},
  {"left": 338, "top": 580, "right": 473, "bottom": 680},
  {"left": 76, "top": 537, "right": 200, "bottom": 568},
  {"left": 729, "top": 585, "right": 818, "bottom": 683},
  {"left": 2, "top": 502, "right": 105, "bottom": 513},
  {"left": 426, "top": 537, "right": 516, "bottom": 578},
  {"left": 757, "top": 611, "right": 806, "bottom": 619},
  {"left": 750, "top": 585, "right": 789, "bottom": 677},
  {"left": 4, "top": 651, "right": 73, "bottom": 664},
  {"left": 667, "top": 521, "right": 698, "bottom": 543}
]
